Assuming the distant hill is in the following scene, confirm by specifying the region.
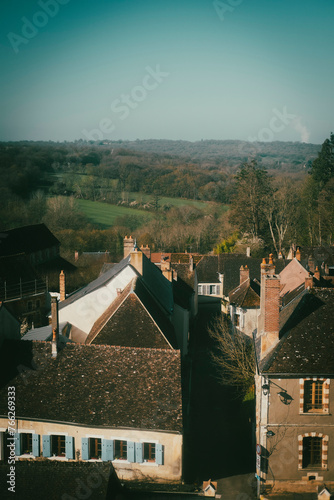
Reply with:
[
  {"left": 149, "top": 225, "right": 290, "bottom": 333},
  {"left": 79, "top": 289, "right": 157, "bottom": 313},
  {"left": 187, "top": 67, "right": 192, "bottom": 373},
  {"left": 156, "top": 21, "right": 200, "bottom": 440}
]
[{"left": 98, "top": 139, "right": 321, "bottom": 171}]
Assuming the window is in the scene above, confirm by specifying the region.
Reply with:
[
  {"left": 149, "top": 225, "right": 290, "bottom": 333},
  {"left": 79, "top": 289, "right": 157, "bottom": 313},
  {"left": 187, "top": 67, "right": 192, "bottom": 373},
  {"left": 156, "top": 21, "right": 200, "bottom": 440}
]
[
  {"left": 198, "top": 285, "right": 203, "bottom": 295},
  {"left": 27, "top": 301, "right": 33, "bottom": 311},
  {"left": 114, "top": 440, "right": 127, "bottom": 460},
  {"left": 21, "top": 433, "right": 33, "bottom": 454},
  {"left": 303, "top": 437, "right": 322, "bottom": 468},
  {"left": 51, "top": 435, "right": 66, "bottom": 457},
  {"left": 143, "top": 442, "right": 156, "bottom": 462},
  {"left": 89, "top": 438, "right": 102, "bottom": 459},
  {"left": 304, "top": 380, "right": 324, "bottom": 412}
]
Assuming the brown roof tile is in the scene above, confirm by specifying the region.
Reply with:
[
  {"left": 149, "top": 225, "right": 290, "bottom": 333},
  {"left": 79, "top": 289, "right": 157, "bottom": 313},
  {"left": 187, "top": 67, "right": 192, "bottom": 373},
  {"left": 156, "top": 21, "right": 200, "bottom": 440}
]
[{"left": 0, "top": 341, "right": 183, "bottom": 432}]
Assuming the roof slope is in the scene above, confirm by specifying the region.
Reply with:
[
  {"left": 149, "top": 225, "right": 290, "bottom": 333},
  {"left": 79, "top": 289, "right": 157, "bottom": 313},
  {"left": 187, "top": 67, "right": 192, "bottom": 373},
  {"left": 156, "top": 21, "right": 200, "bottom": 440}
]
[
  {"left": 229, "top": 278, "right": 260, "bottom": 308},
  {"left": 86, "top": 278, "right": 177, "bottom": 349},
  {"left": 0, "top": 341, "right": 183, "bottom": 432},
  {"left": 279, "top": 258, "right": 309, "bottom": 297},
  {"left": 196, "top": 254, "right": 289, "bottom": 294},
  {"left": 260, "top": 289, "right": 334, "bottom": 375},
  {"left": 0, "top": 224, "right": 59, "bottom": 256}
]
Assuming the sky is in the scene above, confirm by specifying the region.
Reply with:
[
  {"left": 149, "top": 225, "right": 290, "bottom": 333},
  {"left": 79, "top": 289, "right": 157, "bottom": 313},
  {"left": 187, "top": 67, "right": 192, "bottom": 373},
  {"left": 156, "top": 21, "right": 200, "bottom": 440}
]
[{"left": 0, "top": 0, "right": 333, "bottom": 144}]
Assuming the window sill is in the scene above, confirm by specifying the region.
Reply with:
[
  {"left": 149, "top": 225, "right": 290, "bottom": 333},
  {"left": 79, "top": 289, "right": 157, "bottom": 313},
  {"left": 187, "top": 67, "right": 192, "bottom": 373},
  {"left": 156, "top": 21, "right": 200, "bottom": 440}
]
[
  {"left": 18, "top": 454, "right": 36, "bottom": 459},
  {"left": 113, "top": 459, "right": 130, "bottom": 464},
  {"left": 48, "top": 456, "right": 68, "bottom": 461},
  {"left": 87, "top": 459, "right": 102, "bottom": 462},
  {"left": 300, "top": 412, "right": 330, "bottom": 416},
  {"left": 140, "top": 461, "right": 158, "bottom": 466}
]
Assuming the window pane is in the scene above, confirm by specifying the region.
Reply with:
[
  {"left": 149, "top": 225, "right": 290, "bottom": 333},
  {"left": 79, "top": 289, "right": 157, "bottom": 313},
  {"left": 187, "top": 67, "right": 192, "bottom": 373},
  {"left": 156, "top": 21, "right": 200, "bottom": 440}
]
[
  {"left": 51, "top": 435, "right": 66, "bottom": 457},
  {"left": 304, "top": 380, "right": 323, "bottom": 412},
  {"left": 21, "top": 433, "right": 33, "bottom": 454},
  {"left": 143, "top": 443, "right": 156, "bottom": 462},
  {"left": 303, "top": 437, "right": 322, "bottom": 468},
  {"left": 89, "top": 438, "right": 102, "bottom": 459},
  {"left": 114, "top": 440, "right": 127, "bottom": 460}
]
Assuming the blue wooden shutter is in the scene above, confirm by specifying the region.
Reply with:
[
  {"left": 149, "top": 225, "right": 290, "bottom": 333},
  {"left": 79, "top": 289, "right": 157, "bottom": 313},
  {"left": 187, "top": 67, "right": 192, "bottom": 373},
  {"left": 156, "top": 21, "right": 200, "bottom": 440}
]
[
  {"left": 127, "top": 441, "right": 135, "bottom": 463},
  {"left": 102, "top": 439, "right": 114, "bottom": 461},
  {"left": 107, "top": 440, "right": 114, "bottom": 461},
  {"left": 65, "top": 436, "right": 74, "bottom": 459},
  {"left": 32, "top": 435, "right": 40, "bottom": 457},
  {"left": 14, "top": 433, "right": 21, "bottom": 456},
  {"left": 156, "top": 444, "right": 164, "bottom": 465},
  {"left": 135, "top": 442, "right": 143, "bottom": 463},
  {"left": 42, "top": 435, "right": 51, "bottom": 457},
  {"left": 81, "top": 437, "right": 89, "bottom": 460}
]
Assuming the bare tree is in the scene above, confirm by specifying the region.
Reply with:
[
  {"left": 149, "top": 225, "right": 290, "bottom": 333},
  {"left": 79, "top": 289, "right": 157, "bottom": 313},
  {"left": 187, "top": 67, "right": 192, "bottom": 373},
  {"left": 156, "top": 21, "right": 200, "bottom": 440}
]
[{"left": 208, "top": 315, "right": 256, "bottom": 392}]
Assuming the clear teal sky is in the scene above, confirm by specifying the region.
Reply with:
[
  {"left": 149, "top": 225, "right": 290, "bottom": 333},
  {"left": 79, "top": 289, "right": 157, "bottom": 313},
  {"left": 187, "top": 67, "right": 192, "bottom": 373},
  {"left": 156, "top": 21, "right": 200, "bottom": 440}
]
[{"left": 1, "top": 0, "right": 333, "bottom": 143}]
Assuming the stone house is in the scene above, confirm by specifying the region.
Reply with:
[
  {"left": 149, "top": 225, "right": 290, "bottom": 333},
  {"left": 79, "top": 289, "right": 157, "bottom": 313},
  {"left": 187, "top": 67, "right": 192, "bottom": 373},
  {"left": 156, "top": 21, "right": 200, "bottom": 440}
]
[{"left": 254, "top": 256, "right": 334, "bottom": 494}]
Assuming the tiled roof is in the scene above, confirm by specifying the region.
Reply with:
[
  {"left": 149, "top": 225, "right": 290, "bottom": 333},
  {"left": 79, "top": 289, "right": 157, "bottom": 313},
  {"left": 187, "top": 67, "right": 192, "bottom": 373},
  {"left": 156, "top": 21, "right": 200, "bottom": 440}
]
[
  {"left": 229, "top": 278, "right": 260, "bottom": 308},
  {"left": 0, "top": 460, "right": 122, "bottom": 500},
  {"left": 196, "top": 255, "right": 220, "bottom": 283},
  {"left": 260, "top": 289, "right": 334, "bottom": 375},
  {"left": 279, "top": 258, "right": 309, "bottom": 297},
  {"left": 0, "top": 341, "right": 183, "bottom": 432},
  {"left": 86, "top": 277, "right": 177, "bottom": 349},
  {"left": 0, "top": 223, "right": 59, "bottom": 256},
  {"left": 150, "top": 252, "right": 171, "bottom": 264},
  {"left": 171, "top": 263, "right": 196, "bottom": 288}
]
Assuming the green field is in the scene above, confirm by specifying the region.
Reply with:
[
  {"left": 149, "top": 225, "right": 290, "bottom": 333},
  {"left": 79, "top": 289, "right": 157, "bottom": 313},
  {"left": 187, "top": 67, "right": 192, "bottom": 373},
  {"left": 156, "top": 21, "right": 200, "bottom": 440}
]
[{"left": 75, "top": 199, "right": 153, "bottom": 228}]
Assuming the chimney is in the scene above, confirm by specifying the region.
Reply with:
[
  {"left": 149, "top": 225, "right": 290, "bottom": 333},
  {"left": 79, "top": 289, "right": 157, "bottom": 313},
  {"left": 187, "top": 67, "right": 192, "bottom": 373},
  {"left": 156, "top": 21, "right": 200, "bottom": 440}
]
[
  {"left": 130, "top": 248, "right": 143, "bottom": 275},
  {"left": 325, "top": 263, "right": 329, "bottom": 275},
  {"left": 240, "top": 265, "right": 249, "bottom": 284},
  {"left": 246, "top": 246, "right": 251, "bottom": 258},
  {"left": 260, "top": 274, "right": 281, "bottom": 358},
  {"left": 314, "top": 266, "right": 321, "bottom": 281},
  {"left": 59, "top": 270, "right": 65, "bottom": 301},
  {"left": 124, "top": 235, "right": 134, "bottom": 258},
  {"left": 278, "top": 251, "right": 283, "bottom": 259},
  {"left": 161, "top": 260, "right": 172, "bottom": 281},
  {"left": 305, "top": 273, "right": 313, "bottom": 289},
  {"left": 140, "top": 244, "right": 151, "bottom": 259},
  {"left": 51, "top": 297, "right": 59, "bottom": 358},
  {"left": 74, "top": 250, "right": 79, "bottom": 262},
  {"left": 296, "top": 247, "right": 301, "bottom": 262},
  {"left": 189, "top": 255, "right": 194, "bottom": 271}
]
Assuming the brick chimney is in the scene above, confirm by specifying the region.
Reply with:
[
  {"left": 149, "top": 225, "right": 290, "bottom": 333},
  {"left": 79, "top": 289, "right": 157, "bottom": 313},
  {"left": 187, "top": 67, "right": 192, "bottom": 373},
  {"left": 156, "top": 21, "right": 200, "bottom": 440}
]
[
  {"left": 305, "top": 273, "right": 313, "bottom": 289},
  {"left": 59, "top": 270, "right": 65, "bottom": 301},
  {"left": 259, "top": 256, "right": 280, "bottom": 358},
  {"left": 51, "top": 296, "right": 59, "bottom": 358},
  {"left": 240, "top": 265, "right": 249, "bottom": 284},
  {"left": 260, "top": 274, "right": 281, "bottom": 358},
  {"left": 124, "top": 235, "right": 134, "bottom": 258},
  {"left": 74, "top": 250, "right": 79, "bottom": 262},
  {"left": 140, "top": 245, "right": 151, "bottom": 259},
  {"left": 189, "top": 255, "right": 194, "bottom": 271}
]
